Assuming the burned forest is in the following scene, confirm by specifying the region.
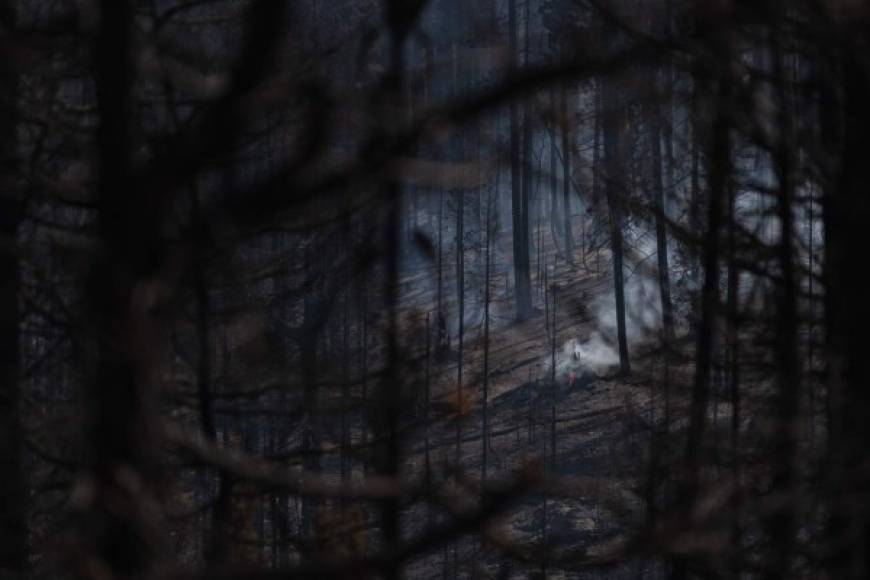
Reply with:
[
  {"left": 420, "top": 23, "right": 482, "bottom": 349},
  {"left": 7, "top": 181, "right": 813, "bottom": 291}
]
[{"left": 2, "top": 0, "right": 869, "bottom": 578}]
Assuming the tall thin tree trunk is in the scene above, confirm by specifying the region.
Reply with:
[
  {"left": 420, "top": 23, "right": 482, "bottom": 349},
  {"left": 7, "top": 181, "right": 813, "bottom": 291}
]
[
  {"left": 648, "top": 73, "right": 675, "bottom": 344},
  {"left": 425, "top": 313, "right": 433, "bottom": 527},
  {"left": 601, "top": 79, "right": 631, "bottom": 375},
  {"left": 726, "top": 154, "right": 742, "bottom": 580},
  {"left": 452, "top": 39, "right": 465, "bottom": 473},
  {"left": 482, "top": 187, "right": 491, "bottom": 486},
  {"left": 689, "top": 72, "right": 702, "bottom": 305},
  {"left": 455, "top": 186, "right": 464, "bottom": 467},
  {"left": 190, "top": 183, "right": 229, "bottom": 565},
  {"left": 378, "top": 18, "right": 406, "bottom": 579},
  {"left": 509, "top": 0, "right": 532, "bottom": 321},
  {"left": 820, "top": 12, "right": 870, "bottom": 578},
  {"left": 550, "top": 88, "right": 560, "bottom": 256},
  {"left": 549, "top": 279, "right": 558, "bottom": 562},
  {"left": 437, "top": 190, "right": 448, "bottom": 353},
  {"left": 521, "top": 0, "right": 533, "bottom": 307},
  {"left": 300, "top": 242, "right": 321, "bottom": 543},
  {"left": 86, "top": 1, "right": 162, "bottom": 575},
  {"left": 341, "top": 240, "right": 351, "bottom": 491},
  {"left": 766, "top": 27, "right": 800, "bottom": 578},
  {"left": 685, "top": 68, "right": 729, "bottom": 502},
  {"left": 561, "top": 85, "right": 574, "bottom": 265},
  {"left": 0, "top": 1, "right": 25, "bottom": 570},
  {"left": 360, "top": 267, "right": 370, "bottom": 475},
  {"left": 678, "top": 9, "right": 733, "bottom": 578}
]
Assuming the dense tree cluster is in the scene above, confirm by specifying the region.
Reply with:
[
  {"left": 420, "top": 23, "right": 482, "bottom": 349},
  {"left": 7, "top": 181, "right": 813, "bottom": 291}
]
[{"left": 1, "top": 0, "right": 869, "bottom": 578}]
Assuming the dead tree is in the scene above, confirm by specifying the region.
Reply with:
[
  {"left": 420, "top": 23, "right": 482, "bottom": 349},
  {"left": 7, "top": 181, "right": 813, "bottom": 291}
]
[
  {"left": 677, "top": 4, "right": 734, "bottom": 577},
  {"left": 81, "top": 1, "right": 163, "bottom": 576},
  {"left": 822, "top": 7, "right": 870, "bottom": 576},
  {"left": 600, "top": 76, "right": 631, "bottom": 375},
  {"left": 646, "top": 65, "right": 675, "bottom": 344},
  {"left": 560, "top": 85, "right": 574, "bottom": 265},
  {"left": 509, "top": 0, "right": 533, "bottom": 321},
  {"left": 0, "top": 1, "right": 25, "bottom": 573}
]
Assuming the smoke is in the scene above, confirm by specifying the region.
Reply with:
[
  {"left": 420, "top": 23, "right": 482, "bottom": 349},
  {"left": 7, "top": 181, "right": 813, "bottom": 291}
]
[
  {"left": 559, "top": 333, "right": 619, "bottom": 377},
  {"left": 554, "top": 235, "right": 666, "bottom": 376}
]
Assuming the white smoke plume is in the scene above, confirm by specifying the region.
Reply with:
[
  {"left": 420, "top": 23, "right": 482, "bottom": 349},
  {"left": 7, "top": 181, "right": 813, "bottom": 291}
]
[{"left": 552, "top": 236, "right": 666, "bottom": 377}]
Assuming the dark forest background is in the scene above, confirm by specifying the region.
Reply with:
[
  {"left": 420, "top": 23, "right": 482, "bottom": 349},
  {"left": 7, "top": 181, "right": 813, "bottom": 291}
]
[{"left": 2, "top": 0, "right": 869, "bottom": 578}]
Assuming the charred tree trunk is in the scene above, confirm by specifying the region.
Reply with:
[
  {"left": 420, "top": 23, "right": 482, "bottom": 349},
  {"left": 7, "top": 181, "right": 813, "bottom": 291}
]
[
  {"left": 766, "top": 25, "right": 800, "bottom": 578},
  {"left": 550, "top": 89, "right": 561, "bottom": 256},
  {"left": 600, "top": 79, "right": 631, "bottom": 375},
  {"left": 360, "top": 266, "right": 370, "bottom": 475},
  {"left": 455, "top": 185, "right": 464, "bottom": 467},
  {"left": 677, "top": 6, "right": 733, "bottom": 577},
  {"left": 341, "top": 246, "right": 351, "bottom": 490},
  {"left": 823, "top": 15, "right": 870, "bottom": 578},
  {"left": 560, "top": 85, "right": 574, "bottom": 265},
  {"left": 726, "top": 161, "right": 742, "bottom": 580},
  {"left": 521, "top": 0, "right": 533, "bottom": 306},
  {"left": 85, "top": 1, "right": 162, "bottom": 576},
  {"left": 647, "top": 69, "right": 675, "bottom": 344},
  {"left": 300, "top": 243, "right": 322, "bottom": 543},
  {"left": 377, "top": 12, "right": 409, "bottom": 577},
  {"left": 509, "top": 0, "right": 532, "bottom": 321},
  {"left": 437, "top": 190, "right": 448, "bottom": 354},
  {"left": 190, "top": 183, "right": 229, "bottom": 565},
  {"left": 0, "top": 1, "right": 25, "bottom": 572},
  {"left": 482, "top": 187, "right": 492, "bottom": 486},
  {"left": 686, "top": 50, "right": 729, "bottom": 506},
  {"left": 425, "top": 313, "right": 433, "bottom": 521}
]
